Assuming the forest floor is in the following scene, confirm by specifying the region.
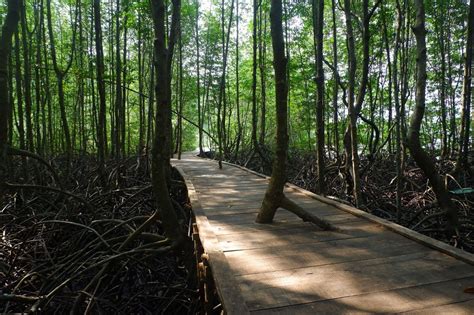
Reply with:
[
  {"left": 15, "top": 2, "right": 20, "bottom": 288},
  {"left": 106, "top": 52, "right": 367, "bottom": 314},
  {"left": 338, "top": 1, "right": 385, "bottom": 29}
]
[
  {"left": 0, "top": 155, "right": 199, "bottom": 314},
  {"left": 1, "top": 150, "right": 472, "bottom": 313},
  {"left": 224, "top": 148, "right": 474, "bottom": 254}
]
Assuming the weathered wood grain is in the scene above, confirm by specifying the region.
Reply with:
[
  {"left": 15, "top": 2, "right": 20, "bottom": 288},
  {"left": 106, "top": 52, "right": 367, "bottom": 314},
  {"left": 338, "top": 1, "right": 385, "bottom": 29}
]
[
  {"left": 172, "top": 154, "right": 474, "bottom": 314},
  {"left": 250, "top": 277, "right": 474, "bottom": 314}
]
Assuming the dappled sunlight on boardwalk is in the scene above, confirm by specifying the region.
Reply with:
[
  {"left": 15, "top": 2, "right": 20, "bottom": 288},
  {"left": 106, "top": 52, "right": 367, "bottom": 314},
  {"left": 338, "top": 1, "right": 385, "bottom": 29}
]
[{"left": 173, "top": 153, "right": 474, "bottom": 314}]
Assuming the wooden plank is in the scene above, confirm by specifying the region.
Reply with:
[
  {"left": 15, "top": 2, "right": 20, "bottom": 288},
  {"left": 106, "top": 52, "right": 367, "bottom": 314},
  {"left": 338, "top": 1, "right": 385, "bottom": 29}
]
[
  {"left": 200, "top": 203, "right": 340, "bottom": 220},
  {"left": 213, "top": 220, "right": 312, "bottom": 236},
  {"left": 237, "top": 251, "right": 474, "bottom": 310},
  {"left": 224, "top": 233, "right": 426, "bottom": 275},
  {"left": 250, "top": 277, "right": 474, "bottom": 314},
  {"left": 174, "top": 165, "right": 250, "bottom": 315},
  {"left": 208, "top": 212, "right": 365, "bottom": 237},
  {"left": 174, "top": 155, "right": 474, "bottom": 314},
  {"left": 194, "top": 181, "right": 267, "bottom": 187},
  {"left": 402, "top": 299, "right": 474, "bottom": 314},
  {"left": 221, "top": 159, "right": 474, "bottom": 265},
  {"left": 216, "top": 220, "right": 383, "bottom": 252},
  {"left": 210, "top": 213, "right": 361, "bottom": 234},
  {"left": 191, "top": 181, "right": 267, "bottom": 188},
  {"left": 198, "top": 196, "right": 267, "bottom": 204},
  {"left": 197, "top": 189, "right": 266, "bottom": 196},
  {"left": 300, "top": 190, "right": 474, "bottom": 266}
]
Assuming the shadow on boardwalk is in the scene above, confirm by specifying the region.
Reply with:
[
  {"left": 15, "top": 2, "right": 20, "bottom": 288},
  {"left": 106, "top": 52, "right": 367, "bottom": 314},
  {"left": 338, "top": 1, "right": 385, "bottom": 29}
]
[{"left": 173, "top": 153, "right": 474, "bottom": 314}]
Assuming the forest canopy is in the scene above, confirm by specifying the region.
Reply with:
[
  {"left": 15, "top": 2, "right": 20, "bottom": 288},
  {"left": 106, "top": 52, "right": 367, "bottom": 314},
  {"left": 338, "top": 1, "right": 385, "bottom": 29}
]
[{"left": 0, "top": 0, "right": 470, "bottom": 156}]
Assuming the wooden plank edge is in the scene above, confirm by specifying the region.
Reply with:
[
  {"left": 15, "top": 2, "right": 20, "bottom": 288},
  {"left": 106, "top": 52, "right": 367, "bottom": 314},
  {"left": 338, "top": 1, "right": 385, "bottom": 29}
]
[
  {"left": 173, "top": 164, "right": 251, "bottom": 315},
  {"left": 216, "top": 159, "right": 474, "bottom": 266}
]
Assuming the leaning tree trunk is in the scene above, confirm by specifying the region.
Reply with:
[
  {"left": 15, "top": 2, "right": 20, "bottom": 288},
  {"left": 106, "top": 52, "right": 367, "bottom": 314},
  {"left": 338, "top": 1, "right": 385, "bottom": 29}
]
[
  {"left": 409, "top": 0, "right": 458, "bottom": 236},
  {"left": 255, "top": 0, "right": 334, "bottom": 231}
]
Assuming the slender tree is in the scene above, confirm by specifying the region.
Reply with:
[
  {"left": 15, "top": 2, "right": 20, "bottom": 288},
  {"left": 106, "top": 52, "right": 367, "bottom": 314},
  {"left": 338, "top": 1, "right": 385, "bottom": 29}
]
[
  {"left": 14, "top": 31, "right": 25, "bottom": 151},
  {"left": 46, "top": 0, "right": 77, "bottom": 160},
  {"left": 150, "top": 0, "right": 182, "bottom": 241},
  {"left": 113, "top": 0, "right": 123, "bottom": 158},
  {"left": 94, "top": 0, "right": 108, "bottom": 176},
  {"left": 313, "top": 0, "right": 325, "bottom": 194},
  {"left": 251, "top": 0, "right": 261, "bottom": 158},
  {"left": 258, "top": 3, "right": 267, "bottom": 146},
  {"left": 256, "top": 0, "right": 334, "bottom": 230},
  {"left": 0, "top": 0, "right": 21, "bottom": 197},
  {"left": 216, "top": 0, "right": 235, "bottom": 168},
  {"left": 330, "top": 0, "right": 339, "bottom": 160},
  {"left": 195, "top": 0, "right": 203, "bottom": 155},
  {"left": 342, "top": 0, "right": 362, "bottom": 206},
  {"left": 392, "top": 0, "right": 404, "bottom": 221},
  {"left": 409, "top": 0, "right": 458, "bottom": 236},
  {"left": 234, "top": 0, "right": 242, "bottom": 158},
  {"left": 456, "top": 0, "right": 473, "bottom": 174},
  {"left": 20, "top": 1, "right": 34, "bottom": 152}
]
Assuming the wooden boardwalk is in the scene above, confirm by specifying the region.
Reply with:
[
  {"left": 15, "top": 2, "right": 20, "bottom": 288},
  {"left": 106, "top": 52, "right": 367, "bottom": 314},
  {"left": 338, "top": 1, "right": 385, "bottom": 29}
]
[{"left": 173, "top": 153, "right": 474, "bottom": 314}]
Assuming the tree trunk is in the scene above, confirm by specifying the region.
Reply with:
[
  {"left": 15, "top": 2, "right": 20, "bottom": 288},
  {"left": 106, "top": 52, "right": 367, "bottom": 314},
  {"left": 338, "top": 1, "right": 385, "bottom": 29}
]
[
  {"left": 330, "top": 0, "right": 339, "bottom": 160},
  {"left": 195, "top": 0, "right": 203, "bottom": 155},
  {"left": 14, "top": 31, "right": 25, "bottom": 151},
  {"left": 456, "top": 0, "right": 473, "bottom": 173},
  {"left": 177, "top": 21, "right": 183, "bottom": 160},
  {"left": 392, "top": 0, "right": 403, "bottom": 222},
  {"left": 343, "top": 0, "right": 362, "bottom": 207},
  {"left": 122, "top": 8, "right": 128, "bottom": 156},
  {"left": 0, "top": 0, "right": 21, "bottom": 197},
  {"left": 114, "top": 0, "right": 122, "bottom": 158},
  {"left": 46, "top": 0, "right": 76, "bottom": 161},
  {"left": 20, "top": 1, "right": 34, "bottom": 152},
  {"left": 234, "top": 0, "right": 242, "bottom": 158},
  {"left": 252, "top": 0, "right": 259, "bottom": 153},
  {"left": 313, "top": 0, "right": 325, "bottom": 194},
  {"left": 259, "top": 4, "right": 267, "bottom": 146},
  {"left": 256, "top": 0, "right": 334, "bottom": 231},
  {"left": 217, "top": 0, "right": 235, "bottom": 168},
  {"left": 150, "top": 0, "right": 183, "bottom": 242},
  {"left": 409, "top": 0, "right": 458, "bottom": 236},
  {"left": 94, "top": 0, "right": 107, "bottom": 177}
]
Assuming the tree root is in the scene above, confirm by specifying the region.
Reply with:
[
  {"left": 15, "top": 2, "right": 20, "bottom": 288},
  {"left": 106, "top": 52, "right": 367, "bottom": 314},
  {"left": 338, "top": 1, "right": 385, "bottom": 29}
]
[
  {"left": 280, "top": 196, "right": 339, "bottom": 231},
  {"left": 7, "top": 147, "right": 61, "bottom": 185},
  {"left": 2, "top": 182, "right": 93, "bottom": 210},
  {"left": 256, "top": 193, "right": 338, "bottom": 231},
  {"left": 0, "top": 294, "right": 43, "bottom": 303}
]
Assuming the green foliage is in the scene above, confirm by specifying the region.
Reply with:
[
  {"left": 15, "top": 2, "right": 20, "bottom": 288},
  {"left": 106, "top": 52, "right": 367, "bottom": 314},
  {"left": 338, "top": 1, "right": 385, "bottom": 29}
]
[{"left": 6, "top": 0, "right": 472, "bottom": 159}]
